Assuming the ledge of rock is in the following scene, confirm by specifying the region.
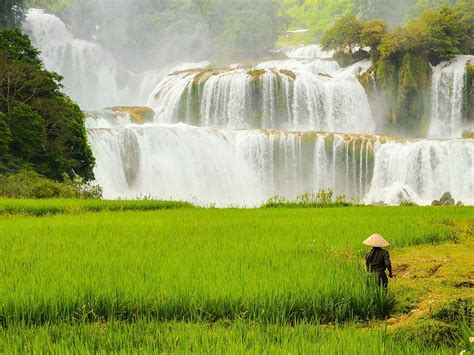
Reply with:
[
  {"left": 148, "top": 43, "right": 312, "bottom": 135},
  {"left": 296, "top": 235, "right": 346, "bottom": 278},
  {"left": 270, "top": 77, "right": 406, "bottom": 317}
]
[
  {"left": 462, "top": 131, "right": 474, "bottom": 139},
  {"left": 106, "top": 106, "right": 155, "bottom": 124}
]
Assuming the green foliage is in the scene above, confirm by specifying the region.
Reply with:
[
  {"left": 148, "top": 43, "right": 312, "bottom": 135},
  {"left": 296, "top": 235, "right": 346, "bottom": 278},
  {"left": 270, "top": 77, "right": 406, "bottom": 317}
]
[
  {"left": 465, "top": 63, "right": 474, "bottom": 123},
  {"left": 214, "top": 0, "right": 284, "bottom": 63},
  {"left": 262, "top": 189, "right": 351, "bottom": 208},
  {"left": 9, "top": 102, "right": 45, "bottom": 160},
  {"left": 0, "top": 112, "right": 11, "bottom": 154},
  {"left": 0, "top": 204, "right": 471, "bottom": 352},
  {"left": 0, "top": 321, "right": 464, "bottom": 353},
  {"left": 0, "top": 169, "right": 101, "bottom": 199},
  {"left": 430, "top": 298, "right": 473, "bottom": 326},
  {"left": 0, "top": 29, "right": 95, "bottom": 181},
  {"left": 321, "top": 14, "right": 362, "bottom": 52},
  {"left": 393, "top": 319, "right": 461, "bottom": 346},
  {"left": 280, "top": 0, "right": 355, "bottom": 46},
  {"left": 405, "top": 6, "right": 474, "bottom": 64},
  {"left": 360, "top": 19, "right": 387, "bottom": 53},
  {"left": 0, "top": 196, "right": 193, "bottom": 216},
  {"left": 368, "top": 4, "right": 474, "bottom": 134}
]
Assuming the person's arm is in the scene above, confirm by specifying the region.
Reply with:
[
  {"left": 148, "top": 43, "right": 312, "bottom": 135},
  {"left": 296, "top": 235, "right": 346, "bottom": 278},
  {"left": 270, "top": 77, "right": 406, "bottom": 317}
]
[
  {"left": 365, "top": 251, "right": 370, "bottom": 272},
  {"left": 384, "top": 250, "right": 393, "bottom": 277}
]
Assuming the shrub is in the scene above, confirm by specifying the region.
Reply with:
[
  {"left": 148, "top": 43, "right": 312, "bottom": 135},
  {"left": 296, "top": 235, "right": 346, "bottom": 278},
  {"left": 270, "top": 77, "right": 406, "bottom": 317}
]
[
  {"left": 393, "top": 319, "right": 461, "bottom": 347},
  {"left": 0, "top": 169, "right": 102, "bottom": 199}
]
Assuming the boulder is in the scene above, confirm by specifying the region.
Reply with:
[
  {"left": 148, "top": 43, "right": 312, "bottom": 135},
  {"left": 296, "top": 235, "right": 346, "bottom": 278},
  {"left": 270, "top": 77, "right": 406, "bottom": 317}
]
[
  {"left": 441, "top": 199, "right": 455, "bottom": 206},
  {"left": 106, "top": 106, "right": 155, "bottom": 124},
  {"left": 431, "top": 200, "right": 441, "bottom": 206},
  {"left": 440, "top": 192, "right": 452, "bottom": 203}
]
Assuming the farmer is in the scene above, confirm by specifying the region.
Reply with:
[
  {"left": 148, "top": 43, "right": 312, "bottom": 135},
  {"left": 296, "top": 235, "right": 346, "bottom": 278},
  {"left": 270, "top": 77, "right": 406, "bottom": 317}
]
[{"left": 363, "top": 234, "right": 393, "bottom": 290}]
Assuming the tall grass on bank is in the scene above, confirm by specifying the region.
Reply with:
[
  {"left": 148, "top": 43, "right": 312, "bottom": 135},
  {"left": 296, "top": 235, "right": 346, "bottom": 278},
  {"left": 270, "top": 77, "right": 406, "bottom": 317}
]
[
  {"left": 0, "top": 198, "right": 194, "bottom": 216},
  {"left": 1, "top": 207, "right": 470, "bottom": 327},
  {"left": 0, "top": 321, "right": 463, "bottom": 354}
]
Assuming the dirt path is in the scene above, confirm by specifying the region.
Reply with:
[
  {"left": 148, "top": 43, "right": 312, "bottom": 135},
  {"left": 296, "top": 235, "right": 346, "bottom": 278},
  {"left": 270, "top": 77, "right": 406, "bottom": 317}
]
[{"left": 386, "top": 220, "right": 473, "bottom": 328}]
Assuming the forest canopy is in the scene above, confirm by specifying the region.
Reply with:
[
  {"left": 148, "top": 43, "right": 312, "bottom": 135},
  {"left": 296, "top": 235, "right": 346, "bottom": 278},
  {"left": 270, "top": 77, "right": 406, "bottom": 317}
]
[{"left": 0, "top": 29, "right": 95, "bottom": 184}]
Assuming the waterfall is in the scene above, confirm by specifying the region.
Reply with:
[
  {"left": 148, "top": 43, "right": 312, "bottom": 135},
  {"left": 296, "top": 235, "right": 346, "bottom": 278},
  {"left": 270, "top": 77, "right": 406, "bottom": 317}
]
[
  {"left": 280, "top": 45, "right": 335, "bottom": 60},
  {"left": 23, "top": 9, "right": 165, "bottom": 109},
  {"left": 428, "top": 55, "right": 474, "bottom": 138},
  {"left": 87, "top": 114, "right": 380, "bottom": 205},
  {"left": 366, "top": 139, "right": 474, "bottom": 205},
  {"left": 23, "top": 6, "right": 474, "bottom": 206},
  {"left": 149, "top": 64, "right": 376, "bottom": 133}
]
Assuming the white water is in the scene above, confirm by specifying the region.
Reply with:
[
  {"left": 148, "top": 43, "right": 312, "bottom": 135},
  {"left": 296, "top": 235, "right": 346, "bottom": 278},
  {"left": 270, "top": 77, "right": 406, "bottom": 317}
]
[
  {"left": 281, "top": 45, "right": 334, "bottom": 60},
  {"left": 428, "top": 55, "right": 474, "bottom": 138},
  {"left": 366, "top": 139, "right": 474, "bottom": 205},
  {"left": 23, "top": 9, "right": 165, "bottom": 109},
  {"left": 88, "top": 115, "right": 379, "bottom": 205},
  {"left": 149, "top": 61, "right": 376, "bottom": 133},
  {"left": 88, "top": 110, "right": 474, "bottom": 206}
]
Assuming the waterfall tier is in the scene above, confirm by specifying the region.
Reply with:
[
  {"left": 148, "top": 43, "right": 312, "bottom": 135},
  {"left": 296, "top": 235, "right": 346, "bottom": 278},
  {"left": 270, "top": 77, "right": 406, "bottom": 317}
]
[
  {"left": 149, "top": 63, "right": 375, "bottom": 134},
  {"left": 428, "top": 55, "right": 474, "bottom": 138},
  {"left": 87, "top": 112, "right": 474, "bottom": 206},
  {"left": 88, "top": 118, "right": 385, "bottom": 205},
  {"left": 366, "top": 139, "right": 474, "bottom": 205},
  {"left": 23, "top": 9, "right": 164, "bottom": 109}
]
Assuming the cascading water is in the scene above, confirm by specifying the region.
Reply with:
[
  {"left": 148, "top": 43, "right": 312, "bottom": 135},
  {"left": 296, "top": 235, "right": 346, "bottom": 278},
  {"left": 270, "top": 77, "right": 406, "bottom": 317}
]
[
  {"left": 280, "top": 45, "right": 335, "bottom": 60},
  {"left": 149, "top": 61, "right": 376, "bottom": 133},
  {"left": 24, "top": 6, "right": 474, "bottom": 206},
  {"left": 428, "top": 55, "right": 474, "bottom": 138},
  {"left": 366, "top": 139, "right": 474, "bottom": 205},
  {"left": 87, "top": 113, "right": 381, "bottom": 205},
  {"left": 23, "top": 9, "right": 165, "bottom": 109}
]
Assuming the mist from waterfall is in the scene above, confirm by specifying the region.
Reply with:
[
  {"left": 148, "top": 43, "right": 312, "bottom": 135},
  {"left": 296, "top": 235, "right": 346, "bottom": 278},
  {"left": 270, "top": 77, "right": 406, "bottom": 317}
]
[{"left": 23, "top": 9, "right": 165, "bottom": 109}]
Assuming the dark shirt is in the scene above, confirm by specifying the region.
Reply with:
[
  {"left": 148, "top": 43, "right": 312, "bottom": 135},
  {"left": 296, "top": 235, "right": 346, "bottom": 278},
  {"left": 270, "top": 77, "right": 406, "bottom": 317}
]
[{"left": 365, "top": 247, "right": 392, "bottom": 273}]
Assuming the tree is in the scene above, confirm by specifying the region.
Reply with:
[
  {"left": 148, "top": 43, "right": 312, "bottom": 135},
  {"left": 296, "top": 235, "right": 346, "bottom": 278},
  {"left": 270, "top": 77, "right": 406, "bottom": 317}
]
[
  {"left": 214, "top": 0, "right": 284, "bottom": 62},
  {"left": 0, "top": 29, "right": 95, "bottom": 181},
  {"left": 405, "top": 6, "right": 474, "bottom": 63},
  {"left": 0, "top": 112, "right": 11, "bottom": 155},
  {"left": 0, "top": 0, "right": 26, "bottom": 28},
  {"left": 361, "top": 19, "right": 387, "bottom": 49},
  {"left": 321, "top": 14, "right": 362, "bottom": 53},
  {"left": 9, "top": 102, "right": 45, "bottom": 160}
]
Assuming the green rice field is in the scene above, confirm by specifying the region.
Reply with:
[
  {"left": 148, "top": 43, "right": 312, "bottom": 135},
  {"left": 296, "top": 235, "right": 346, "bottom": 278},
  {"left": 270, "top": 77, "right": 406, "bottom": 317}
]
[{"left": 1, "top": 200, "right": 472, "bottom": 353}]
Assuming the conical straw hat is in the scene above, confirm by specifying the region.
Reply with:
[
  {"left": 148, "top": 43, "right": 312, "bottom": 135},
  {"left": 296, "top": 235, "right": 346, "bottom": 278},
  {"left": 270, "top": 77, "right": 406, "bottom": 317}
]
[{"left": 363, "top": 234, "right": 389, "bottom": 248}]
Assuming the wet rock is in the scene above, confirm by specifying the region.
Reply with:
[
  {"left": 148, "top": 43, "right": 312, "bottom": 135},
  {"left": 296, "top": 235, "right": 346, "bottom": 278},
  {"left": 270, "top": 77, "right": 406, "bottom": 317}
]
[
  {"left": 440, "top": 192, "right": 452, "bottom": 203},
  {"left": 442, "top": 199, "right": 455, "bottom": 206},
  {"left": 462, "top": 130, "right": 474, "bottom": 139},
  {"left": 106, "top": 106, "right": 155, "bottom": 124}
]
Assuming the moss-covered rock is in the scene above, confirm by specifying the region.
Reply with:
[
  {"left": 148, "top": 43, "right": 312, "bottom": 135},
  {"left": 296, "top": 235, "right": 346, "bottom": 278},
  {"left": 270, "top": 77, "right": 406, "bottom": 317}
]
[
  {"left": 462, "top": 130, "right": 474, "bottom": 138},
  {"left": 247, "top": 69, "right": 266, "bottom": 80},
  {"left": 375, "top": 54, "right": 431, "bottom": 136},
  {"left": 463, "top": 63, "right": 474, "bottom": 123},
  {"left": 279, "top": 69, "right": 296, "bottom": 80},
  {"left": 107, "top": 106, "right": 155, "bottom": 124}
]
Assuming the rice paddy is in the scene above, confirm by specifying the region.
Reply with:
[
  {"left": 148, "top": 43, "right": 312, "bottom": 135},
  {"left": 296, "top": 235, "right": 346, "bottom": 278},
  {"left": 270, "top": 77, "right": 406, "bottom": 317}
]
[{"left": 0, "top": 201, "right": 472, "bottom": 353}]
